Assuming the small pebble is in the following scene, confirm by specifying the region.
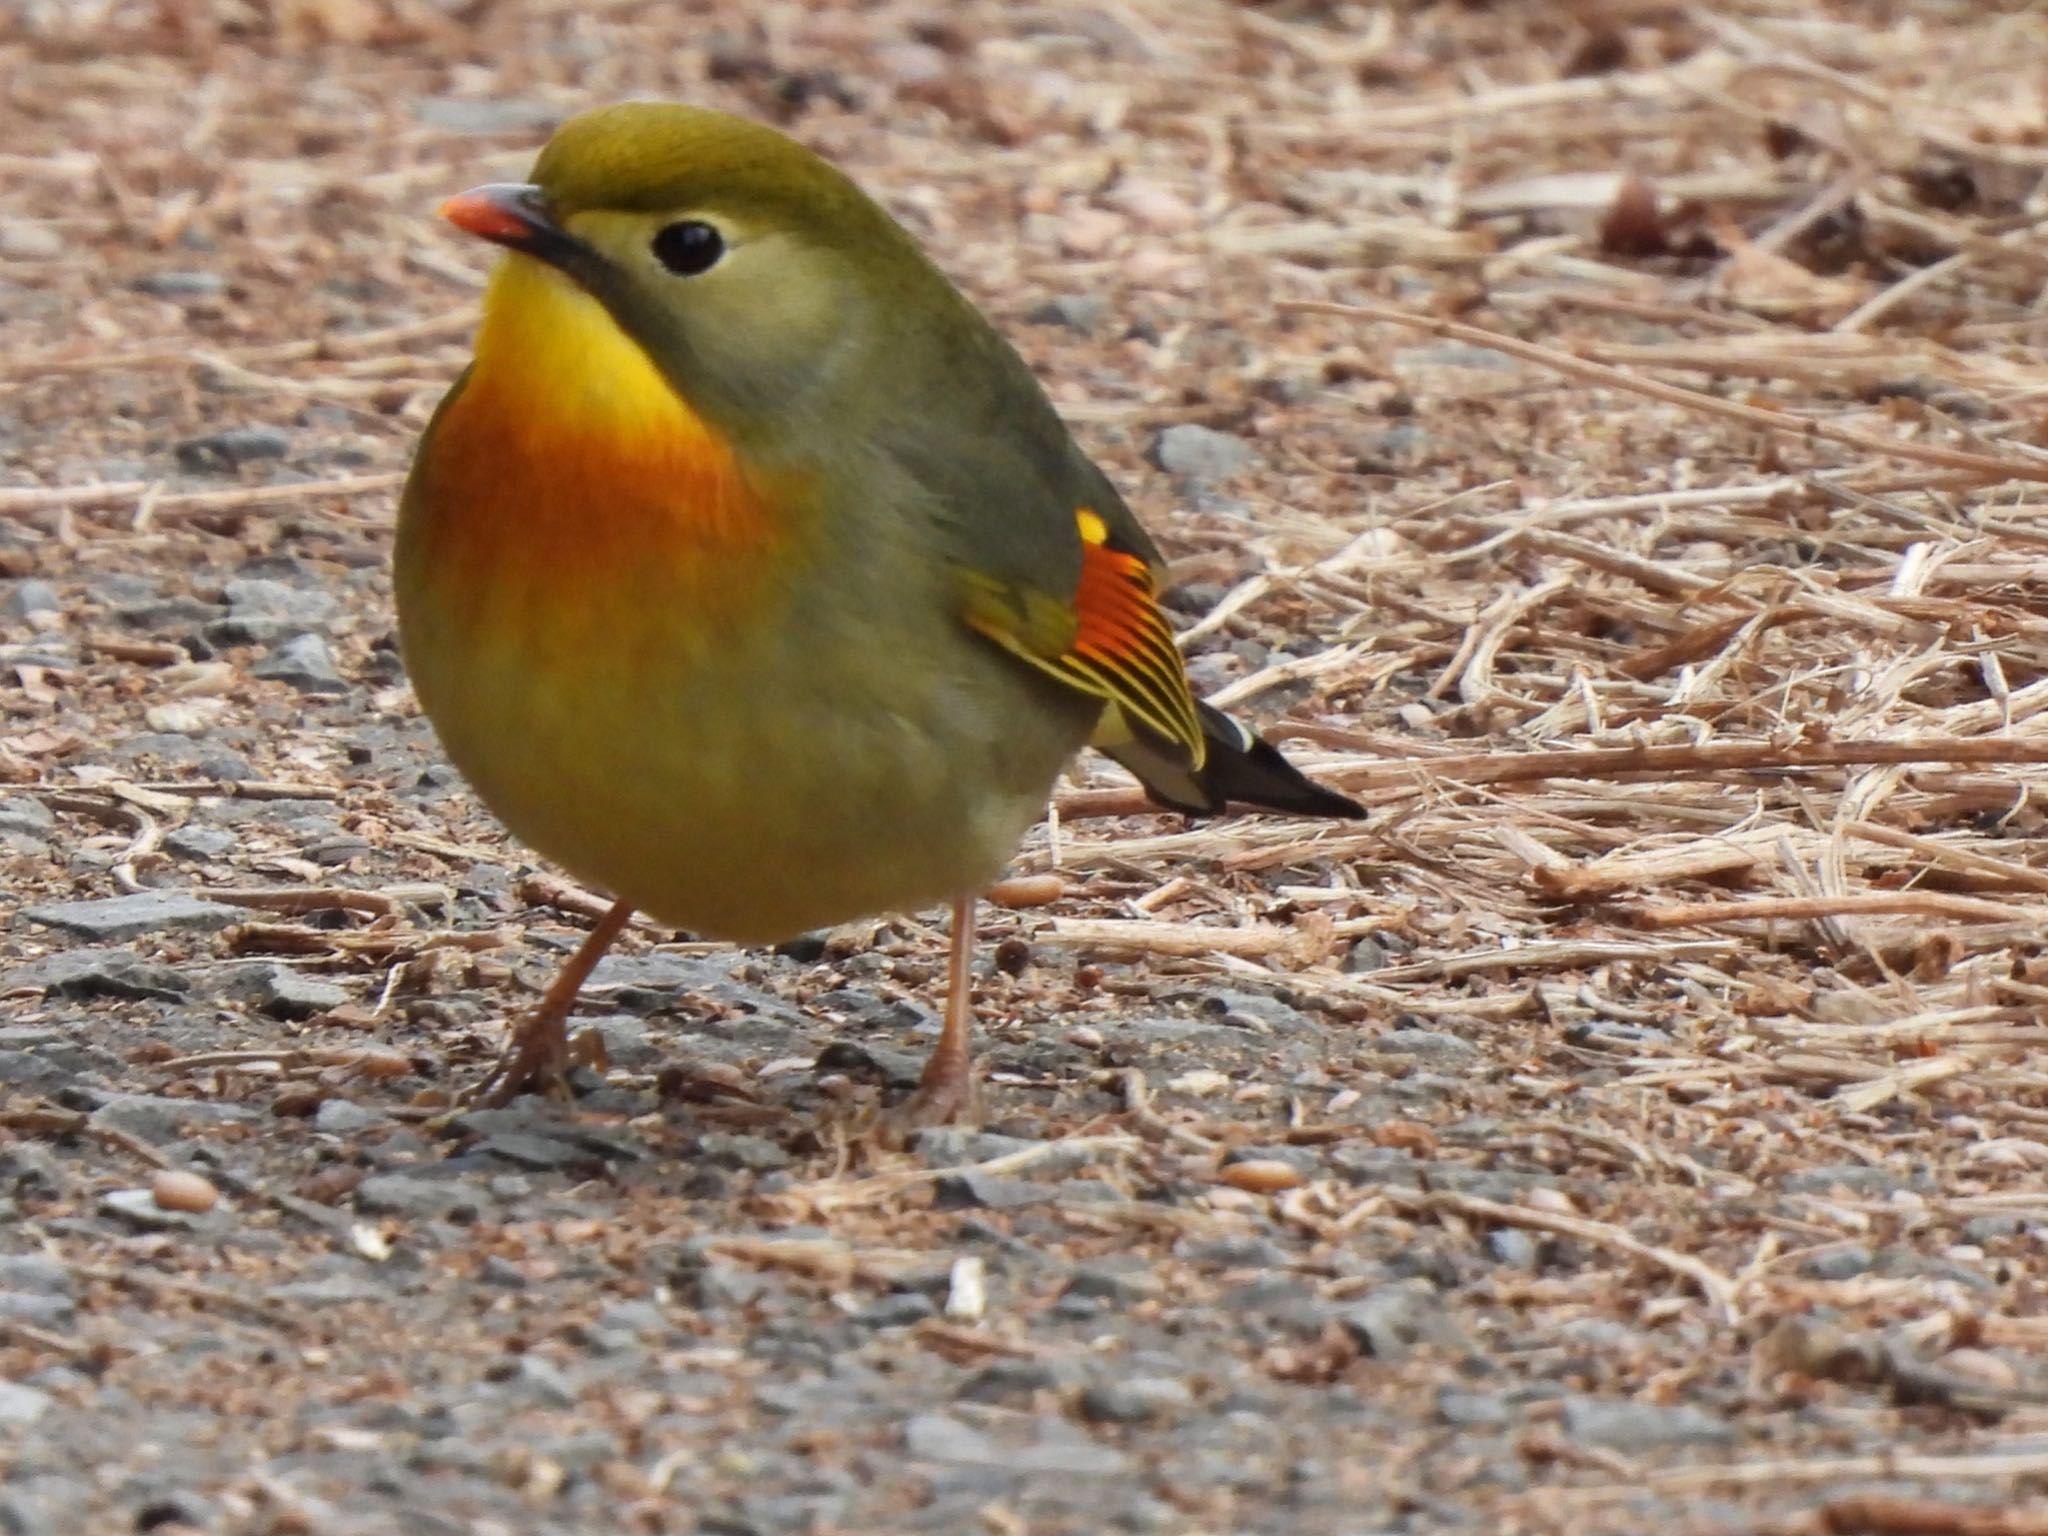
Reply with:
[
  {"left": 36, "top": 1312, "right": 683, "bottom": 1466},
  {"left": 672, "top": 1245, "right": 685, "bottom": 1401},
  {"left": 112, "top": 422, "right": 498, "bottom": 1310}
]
[
  {"left": 985, "top": 874, "right": 1065, "bottom": 908},
  {"left": 152, "top": 1169, "right": 220, "bottom": 1214},
  {"left": 0, "top": 220, "right": 62, "bottom": 260},
  {"left": 1078, "top": 1376, "right": 1194, "bottom": 1425},
  {"left": 1025, "top": 293, "right": 1105, "bottom": 334},
  {"left": 1217, "top": 1159, "right": 1305, "bottom": 1193},
  {"left": 1486, "top": 1228, "right": 1540, "bottom": 1269},
  {"left": 1151, "top": 423, "right": 1253, "bottom": 482},
  {"left": 944, "top": 1255, "right": 987, "bottom": 1322},
  {"left": 1801, "top": 1244, "right": 1876, "bottom": 1282},
  {"left": 1939, "top": 1347, "right": 2019, "bottom": 1393},
  {"left": 175, "top": 424, "right": 291, "bottom": 471},
  {"left": 250, "top": 633, "right": 349, "bottom": 695}
]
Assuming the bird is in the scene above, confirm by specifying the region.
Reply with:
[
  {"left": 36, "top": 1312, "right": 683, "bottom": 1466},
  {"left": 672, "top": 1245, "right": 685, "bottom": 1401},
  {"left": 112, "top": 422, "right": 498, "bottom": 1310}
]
[{"left": 395, "top": 100, "right": 1363, "bottom": 1124}]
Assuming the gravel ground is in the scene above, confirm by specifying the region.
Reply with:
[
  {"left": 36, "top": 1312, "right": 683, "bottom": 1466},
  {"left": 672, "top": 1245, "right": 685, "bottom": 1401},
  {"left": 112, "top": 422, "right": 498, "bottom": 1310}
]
[{"left": 7, "top": 3, "right": 2048, "bottom": 1533}]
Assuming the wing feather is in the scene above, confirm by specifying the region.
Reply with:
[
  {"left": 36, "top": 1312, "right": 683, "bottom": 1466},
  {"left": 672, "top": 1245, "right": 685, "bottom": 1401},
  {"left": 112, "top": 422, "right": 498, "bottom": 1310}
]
[{"left": 961, "top": 507, "right": 1205, "bottom": 768}]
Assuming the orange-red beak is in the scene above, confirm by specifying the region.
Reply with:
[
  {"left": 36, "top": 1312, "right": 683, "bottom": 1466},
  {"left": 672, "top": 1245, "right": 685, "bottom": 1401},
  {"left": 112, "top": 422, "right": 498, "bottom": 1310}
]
[{"left": 438, "top": 183, "right": 584, "bottom": 272}]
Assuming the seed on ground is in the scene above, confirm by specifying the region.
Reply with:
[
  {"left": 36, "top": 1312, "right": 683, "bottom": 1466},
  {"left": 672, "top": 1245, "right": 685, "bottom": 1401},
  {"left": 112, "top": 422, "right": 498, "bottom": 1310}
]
[{"left": 152, "top": 1170, "right": 220, "bottom": 1214}]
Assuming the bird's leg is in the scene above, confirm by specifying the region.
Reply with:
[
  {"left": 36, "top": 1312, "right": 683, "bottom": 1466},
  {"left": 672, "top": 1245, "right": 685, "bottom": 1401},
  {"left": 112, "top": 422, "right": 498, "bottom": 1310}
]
[
  {"left": 884, "top": 895, "right": 983, "bottom": 1132},
  {"left": 468, "top": 899, "right": 635, "bottom": 1107}
]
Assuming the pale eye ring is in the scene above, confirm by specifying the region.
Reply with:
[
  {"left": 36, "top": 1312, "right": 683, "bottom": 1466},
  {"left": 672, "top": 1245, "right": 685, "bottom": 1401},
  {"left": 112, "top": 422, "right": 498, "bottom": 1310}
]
[{"left": 652, "top": 219, "right": 724, "bottom": 276}]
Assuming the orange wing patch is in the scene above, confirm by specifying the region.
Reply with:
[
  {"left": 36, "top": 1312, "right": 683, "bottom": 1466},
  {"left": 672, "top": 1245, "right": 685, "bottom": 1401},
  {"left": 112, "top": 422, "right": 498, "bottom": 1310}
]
[
  {"left": 1065, "top": 511, "right": 1204, "bottom": 764},
  {"left": 961, "top": 509, "right": 1205, "bottom": 766}
]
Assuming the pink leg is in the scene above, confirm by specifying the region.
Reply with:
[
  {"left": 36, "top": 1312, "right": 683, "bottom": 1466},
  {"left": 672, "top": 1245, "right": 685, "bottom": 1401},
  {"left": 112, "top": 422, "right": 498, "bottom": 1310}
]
[
  {"left": 886, "top": 895, "right": 982, "bottom": 1130},
  {"left": 468, "top": 899, "right": 633, "bottom": 1106}
]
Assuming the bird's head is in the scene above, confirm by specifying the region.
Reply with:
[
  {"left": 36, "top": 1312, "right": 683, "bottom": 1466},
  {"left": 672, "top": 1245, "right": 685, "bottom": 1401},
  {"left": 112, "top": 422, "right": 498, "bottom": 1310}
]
[{"left": 441, "top": 102, "right": 937, "bottom": 452}]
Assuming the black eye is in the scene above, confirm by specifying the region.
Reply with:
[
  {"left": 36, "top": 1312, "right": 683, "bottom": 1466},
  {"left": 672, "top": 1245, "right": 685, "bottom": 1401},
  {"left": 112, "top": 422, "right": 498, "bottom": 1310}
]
[{"left": 652, "top": 220, "right": 724, "bottom": 276}]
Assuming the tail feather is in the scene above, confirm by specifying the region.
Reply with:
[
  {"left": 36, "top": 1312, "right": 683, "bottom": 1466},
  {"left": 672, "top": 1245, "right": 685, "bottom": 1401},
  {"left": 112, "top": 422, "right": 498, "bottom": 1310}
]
[{"left": 1099, "top": 701, "right": 1363, "bottom": 820}]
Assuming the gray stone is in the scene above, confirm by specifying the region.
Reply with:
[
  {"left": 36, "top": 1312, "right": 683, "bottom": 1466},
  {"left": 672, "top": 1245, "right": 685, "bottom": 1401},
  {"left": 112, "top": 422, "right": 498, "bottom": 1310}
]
[
  {"left": 1151, "top": 423, "right": 1253, "bottom": 481},
  {"left": 20, "top": 891, "right": 240, "bottom": 941},
  {"left": 222, "top": 576, "right": 337, "bottom": 626},
  {"left": 1188, "top": 989, "right": 1319, "bottom": 1035},
  {"left": 811, "top": 1040, "right": 925, "bottom": 1089},
  {"left": 91, "top": 1094, "right": 256, "bottom": 1142},
  {"left": 162, "top": 824, "right": 236, "bottom": 860},
  {"left": 596, "top": 1300, "right": 668, "bottom": 1337},
  {"left": 175, "top": 425, "right": 291, "bottom": 471},
  {"left": 354, "top": 1173, "right": 487, "bottom": 1221},
  {"left": 1343, "top": 934, "right": 1398, "bottom": 972},
  {"left": 36, "top": 949, "right": 191, "bottom": 1001},
  {"left": 134, "top": 270, "right": 226, "bottom": 299},
  {"left": 933, "top": 1171, "right": 1056, "bottom": 1211},
  {"left": 478, "top": 1257, "right": 528, "bottom": 1289},
  {"left": 0, "top": 1381, "right": 50, "bottom": 1426},
  {"left": 268, "top": 1275, "right": 389, "bottom": 1307},
  {"left": 1025, "top": 294, "right": 1105, "bottom": 334},
  {"left": 451, "top": 1108, "right": 640, "bottom": 1163},
  {"left": 1782, "top": 1164, "right": 1910, "bottom": 1197},
  {"left": 2, "top": 579, "right": 59, "bottom": 621},
  {"left": 1221, "top": 1275, "right": 1331, "bottom": 1334},
  {"left": 476, "top": 1133, "right": 595, "bottom": 1172},
  {"left": 506, "top": 1355, "right": 577, "bottom": 1407},
  {"left": 1486, "top": 1229, "right": 1540, "bottom": 1269},
  {"left": 855, "top": 1291, "right": 937, "bottom": 1329},
  {"left": 1558, "top": 1319, "right": 1643, "bottom": 1354},
  {"left": 903, "top": 1413, "right": 1127, "bottom": 1477},
  {"left": 1335, "top": 1279, "right": 1456, "bottom": 1360},
  {"left": 0, "top": 1051, "right": 70, "bottom": 1092},
  {"left": 1063, "top": 1263, "right": 1160, "bottom": 1304},
  {"left": 0, "top": 1291, "right": 73, "bottom": 1328},
  {"left": 698, "top": 1133, "right": 791, "bottom": 1172},
  {"left": 1802, "top": 1244, "right": 1877, "bottom": 1281},
  {"left": 1963, "top": 1215, "right": 2025, "bottom": 1244},
  {"left": 0, "top": 220, "right": 62, "bottom": 260},
  {"left": 416, "top": 95, "right": 562, "bottom": 135},
  {"left": 117, "top": 594, "right": 217, "bottom": 634},
  {"left": 913, "top": 1128, "right": 1041, "bottom": 1168},
  {"left": 0, "top": 1474, "right": 94, "bottom": 1536},
  {"left": 0, "top": 1255, "right": 72, "bottom": 1295},
  {"left": 313, "top": 1098, "right": 386, "bottom": 1135},
  {"left": 1177, "top": 1236, "right": 1288, "bottom": 1272},
  {"left": 1373, "top": 1028, "right": 1477, "bottom": 1060},
  {"left": 692, "top": 1262, "right": 769, "bottom": 1311},
  {"left": 957, "top": 1357, "right": 1086, "bottom": 1403},
  {"left": 1079, "top": 1376, "right": 1194, "bottom": 1424},
  {"left": 251, "top": 633, "right": 348, "bottom": 695},
  {"left": 1393, "top": 342, "right": 1526, "bottom": 376},
  {"left": 207, "top": 595, "right": 341, "bottom": 646},
  {"left": 99, "top": 1187, "right": 213, "bottom": 1232},
  {"left": 1874, "top": 1247, "right": 1997, "bottom": 1291},
  {"left": 127, "top": 1494, "right": 215, "bottom": 1531},
  {"left": 1119, "top": 1017, "right": 1246, "bottom": 1052},
  {"left": 0, "top": 796, "right": 54, "bottom": 835},
  {"left": 219, "top": 962, "right": 349, "bottom": 1019},
  {"left": 1561, "top": 1395, "right": 1733, "bottom": 1451},
  {"left": 533, "top": 1428, "right": 618, "bottom": 1470},
  {"left": 1437, "top": 1389, "right": 1512, "bottom": 1428},
  {"left": 111, "top": 736, "right": 254, "bottom": 780},
  {"left": 590, "top": 1014, "right": 662, "bottom": 1068}
]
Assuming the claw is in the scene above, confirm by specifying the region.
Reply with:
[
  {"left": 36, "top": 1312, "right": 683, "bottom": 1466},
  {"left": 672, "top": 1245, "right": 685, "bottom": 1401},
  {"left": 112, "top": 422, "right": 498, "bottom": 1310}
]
[{"left": 463, "top": 902, "right": 633, "bottom": 1106}]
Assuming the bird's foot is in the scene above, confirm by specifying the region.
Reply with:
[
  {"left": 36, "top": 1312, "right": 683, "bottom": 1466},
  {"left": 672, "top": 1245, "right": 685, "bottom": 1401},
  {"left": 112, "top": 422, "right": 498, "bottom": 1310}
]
[
  {"left": 466, "top": 1016, "right": 607, "bottom": 1107},
  {"left": 874, "top": 1057, "right": 982, "bottom": 1148}
]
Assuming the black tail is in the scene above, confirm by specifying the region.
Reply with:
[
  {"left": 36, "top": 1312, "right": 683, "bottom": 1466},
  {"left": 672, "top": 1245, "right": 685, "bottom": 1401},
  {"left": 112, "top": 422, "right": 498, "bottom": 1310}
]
[
  {"left": 1183, "top": 702, "right": 1364, "bottom": 818},
  {"left": 1104, "top": 701, "right": 1364, "bottom": 819}
]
